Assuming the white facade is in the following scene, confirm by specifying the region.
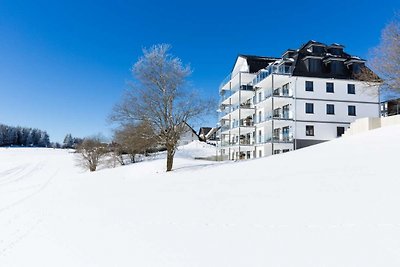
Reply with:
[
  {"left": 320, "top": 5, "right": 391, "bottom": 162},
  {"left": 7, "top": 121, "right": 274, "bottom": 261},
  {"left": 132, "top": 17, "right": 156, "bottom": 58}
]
[{"left": 218, "top": 55, "right": 380, "bottom": 160}]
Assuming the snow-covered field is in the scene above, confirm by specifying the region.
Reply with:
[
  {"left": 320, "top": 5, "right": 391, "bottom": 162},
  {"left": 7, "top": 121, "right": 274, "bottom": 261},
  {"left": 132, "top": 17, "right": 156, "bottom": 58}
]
[{"left": 0, "top": 127, "right": 399, "bottom": 266}]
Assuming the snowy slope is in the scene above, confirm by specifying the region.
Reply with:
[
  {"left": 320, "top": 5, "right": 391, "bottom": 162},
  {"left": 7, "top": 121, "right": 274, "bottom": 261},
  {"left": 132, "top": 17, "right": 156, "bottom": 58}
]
[
  {"left": 0, "top": 126, "right": 400, "bottom": 266},
  {"left": 175, "top": 140, "right": 217, "bottom": 158}
]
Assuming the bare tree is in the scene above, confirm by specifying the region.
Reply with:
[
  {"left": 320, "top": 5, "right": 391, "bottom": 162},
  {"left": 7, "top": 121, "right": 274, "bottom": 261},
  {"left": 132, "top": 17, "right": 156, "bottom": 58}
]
[
  {"left": 111, "top": 44, "right": 213, "bottom": 171},
  {"left": 108, "top": 141, "right": 125, "bottom": 167},
  {"left": 359, "top": 15, "right": 400, "bottom": 96},
  {"left": 76, "top": 137, "right": 107, "bottom": 172},
  {"left": 114, "top": 121, "right": 158, "bottom": 164}
]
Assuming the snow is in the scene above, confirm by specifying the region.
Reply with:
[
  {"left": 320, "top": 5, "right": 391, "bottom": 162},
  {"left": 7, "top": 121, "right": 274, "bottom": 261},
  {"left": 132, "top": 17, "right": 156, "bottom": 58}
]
[
  {"left": 1, "top": 127, "right": 400, "bottom": 266},
  {"left": 175, "top": 140, "right": 216, "bottom": 159}
]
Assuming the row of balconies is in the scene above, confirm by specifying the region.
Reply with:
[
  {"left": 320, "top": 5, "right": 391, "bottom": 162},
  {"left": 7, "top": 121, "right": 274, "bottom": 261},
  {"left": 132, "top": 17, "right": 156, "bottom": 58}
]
[
  {"left": 220, "top": 88, "right": 293, "bottom": 119},
  {"left": 220, "top": 134, "right": 294, "bottom": 147},
  {"left": 220, "top": 109, "right": 293, "bottom": 132}
]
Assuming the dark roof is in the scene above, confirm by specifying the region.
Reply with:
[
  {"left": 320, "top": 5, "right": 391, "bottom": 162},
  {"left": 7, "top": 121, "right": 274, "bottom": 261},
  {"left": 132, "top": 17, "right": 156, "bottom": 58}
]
[
  {"left": 232, "top": 40, "right": 375, "bottom": 80},
  {"left": 287, "top": 40, "right": 370, "bottom": 80},
  {"left": 182, "top": 121, "right": 200, "bottom": 138},
  {"left": 198, "top": 127, "right": 212, "bottom": 136},
  {"left": 238, "top": 54, "right": 279, "bottom": 73}
]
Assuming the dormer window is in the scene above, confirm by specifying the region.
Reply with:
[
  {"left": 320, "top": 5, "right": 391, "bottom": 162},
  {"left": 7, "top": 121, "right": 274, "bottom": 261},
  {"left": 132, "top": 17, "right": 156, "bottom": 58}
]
[
  {"left": 282, "top": 49, "right": 295, "bottom": 60},
  {"left": 324, "top": 57, "right": 346, "bottom": 75},
  {"left": 306, "top": 42, "right": 326, "bottom": 54},
  {"left": 307, "top": 58, "right": 322, "bottom": 72},
  {"left": 328, "top": 44, "right": 344, "bottom": 56},
  {"left": 312, "top": 45, "right": 325, "bottom": 54},
  {"left": 344, "top": 58, "right": 366, "bottom": 75},
  {"left": 328, "top": 47, "right": 343, "bottom": 56},
  {"left": 352, "top": 63, "right": 362, "bottom": 74},
  {"left": 330, "top": 61, "right": 344, "bottom": 74}
]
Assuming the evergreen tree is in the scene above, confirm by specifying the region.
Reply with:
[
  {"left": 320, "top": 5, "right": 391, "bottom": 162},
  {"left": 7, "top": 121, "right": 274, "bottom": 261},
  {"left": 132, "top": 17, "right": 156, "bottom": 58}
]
[
  {"left": 63, "top": 134, "right": 74, "bottom": 148},
  {"left": 39, "top": 131, "right": 50, "bottom": 147}
]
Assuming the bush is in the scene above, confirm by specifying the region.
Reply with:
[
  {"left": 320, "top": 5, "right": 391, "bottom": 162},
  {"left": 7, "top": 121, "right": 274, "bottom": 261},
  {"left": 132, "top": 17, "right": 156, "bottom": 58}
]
[{"left": 76, "top": 138, "right": 107, "bottom": 172}]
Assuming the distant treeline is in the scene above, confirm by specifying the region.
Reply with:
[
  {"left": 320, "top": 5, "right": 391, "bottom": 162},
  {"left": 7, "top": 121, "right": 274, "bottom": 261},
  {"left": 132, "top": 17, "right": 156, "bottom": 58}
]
[{"left": 0, "top": 124, "right": 51, "bottom": 147}]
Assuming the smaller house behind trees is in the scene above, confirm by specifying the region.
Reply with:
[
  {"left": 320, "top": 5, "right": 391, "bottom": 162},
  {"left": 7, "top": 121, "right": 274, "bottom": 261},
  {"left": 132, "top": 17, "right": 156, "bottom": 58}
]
[
  {"left": 381, "top": 98, "right": 400, "bottom": 117},
  {"left": 178, "top": 122, "right": 200, "bottom": 146}
]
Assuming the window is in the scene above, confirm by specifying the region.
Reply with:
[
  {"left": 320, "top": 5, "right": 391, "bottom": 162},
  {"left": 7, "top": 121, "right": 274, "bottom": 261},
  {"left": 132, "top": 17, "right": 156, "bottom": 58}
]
[
  {"left": 309, "top": 58, "right": 322, "bottom": 72},
  {"left": 330, "top": 61, "right": 344, "bottom": 74},
  {"left": 348, "top": 105, "right": 356, "bottom": 116},
  {"left": 258, "top": 130, "right": 262, "bottom": 143},
  {"left": 282, "top": 83, "right": 289, "bottom": 96},
  {"left": 337, "top": 127, "right": 345, "bottom": 137},
  {"left": 305, "top": 103, "right": 314, "bottom": 114},
  {"left": 305, "top": 81, "right": 313, "bottom": 91},
  {"left": 352, "top": 63, "right": 361, "bottom": 74},
  {"left": 282, "top": 126, "right": 290, "bottom": 141},
  {"left": 282, "top": 104, "right": 290, "bottom": 119},
  {"left": 259, "top": 150, "right": 262, "bottom": 158},
  {"left": 258, "top": 111, "right": 262, "bottom": 123},
  {"left": 326, "top": 82, "right": 334, "bottom": 93},
  {"left": 348, "top": 84, "right": 355, "bottom": 94},
  {"left": 312, "top": 45, "right": 325, "bottom": 54},
  {"left": 306, "top": 125, "right": 314, "bottom": 136},
  {"left": 328, "top": 47, "right": 343, "bottom": 56},
  {"left": 273, "top": 128, "right": 280, "bottom": 141},
  {"left": 258, "top": 92, "right": 262, "bottom": 103},
  {"left": 326, "top": 104, "right": 335, "bottom": 115}
]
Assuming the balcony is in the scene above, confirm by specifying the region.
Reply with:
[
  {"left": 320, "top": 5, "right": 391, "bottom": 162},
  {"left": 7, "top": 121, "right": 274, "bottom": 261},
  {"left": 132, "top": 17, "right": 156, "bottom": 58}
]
[
  {"left": 273, "top": 85, "right": 292, "bottom": 97},
  {"left": 252, "top": 64, "right": 293, "bottom": 85},
  {"left": 220, "top": 90, "right": 233, "bottom": 102},
  {"left": 232, "top": 119, "right": 255, "bottom": 129},
  {"left": 220, "top": 124, "right": 230, "bottom": 132},
  {"left": 218, "top": 104, "right": 232, "bottom": 117},
  {"left": 240, "top": 102, "right": 253, "bottom": 109},
  {"left": 219, "top": 71, "right": 255, "bottom": 92},
  {"left": 273, "top": 112, "right": 292, "bottom": 120},
  {"left": 255, "top": 110, "right": 292, "bottom": 125},
  {"left": 231, "top": 138, "right": 254, "bottom": 146},
  {"left": 240, "top": 84, "right": 254, "bottom": 91},
  {"left": 256, "top": 135, "right": 294, "bottom": 144},
  {"left": 254, "top": 87, "right": 293, "bottom": 106},
  {"left": 220, "top": 137, "right": 255, "bottom": 147}
]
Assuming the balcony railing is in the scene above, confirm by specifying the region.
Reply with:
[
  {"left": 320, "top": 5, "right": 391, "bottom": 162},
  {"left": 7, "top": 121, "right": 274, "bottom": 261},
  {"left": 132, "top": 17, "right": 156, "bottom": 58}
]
[
  {"left": 273, "top": 87, "right": 292, "bottom": 97},
  {"left": 256, "top": 135, "right": 294, "bottom": 144},
  {"left": 255, "top": 112, "right": 292, "bottom": 124},
  {"left": 220, "top": 91, "right": 233, "bottom": 102},
  {"left": 220, "top": 125, "right": 230, "bottom": 132},
  {"left": 240, "top": 85, "right": 254, "bottom": 91},
  {"left": 252, "top": 65, "right": 293, "bottom": 85},
  {"left": 240, "top": 102, "right": 253, "bottom": 109},
  {"left": 231, "top": 102, "right": 254, "bottom": 112},
  {"left": 220, "top": 138, "right": 255, "bottom": 147},
  {"left": 232, "top": 120, "right": 255, "bottom": 129},
  {"left": 254, "top": 88, "right": 293, "bottom": 105},
  {"left": 273, "top": 113, "right": 292, "bottom": 120},
  {"left": 232, "top": 139, "right": 254, "bottom": 145}
]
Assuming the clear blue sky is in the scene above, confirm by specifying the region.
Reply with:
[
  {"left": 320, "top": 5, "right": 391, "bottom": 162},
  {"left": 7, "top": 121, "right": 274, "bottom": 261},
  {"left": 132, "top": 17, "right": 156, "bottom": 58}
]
[{"left": 0, "top": 0, "right": 399, "bottom": 143}]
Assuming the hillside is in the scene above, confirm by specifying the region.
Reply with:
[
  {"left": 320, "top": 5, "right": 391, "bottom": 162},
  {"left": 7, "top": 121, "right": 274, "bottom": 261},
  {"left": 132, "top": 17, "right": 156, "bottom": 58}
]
[{"left": 0, "top": 125, "right": 400, "bottom": 267}]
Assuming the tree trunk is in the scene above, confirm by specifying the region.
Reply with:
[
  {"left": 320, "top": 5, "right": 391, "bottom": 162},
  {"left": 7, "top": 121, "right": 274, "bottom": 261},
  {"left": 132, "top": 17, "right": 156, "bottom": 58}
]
[
  {"left": 89, "top": 165, "right": 96, "bottom": 172},
  {"left": 166, "top": 146, "right": 175, "bottom": 172}
]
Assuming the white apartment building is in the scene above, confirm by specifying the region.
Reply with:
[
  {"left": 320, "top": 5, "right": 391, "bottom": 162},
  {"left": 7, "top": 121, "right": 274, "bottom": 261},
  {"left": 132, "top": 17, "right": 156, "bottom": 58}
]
[{"left": 218, "top": 41, "right": 380, "bottom": 160}]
